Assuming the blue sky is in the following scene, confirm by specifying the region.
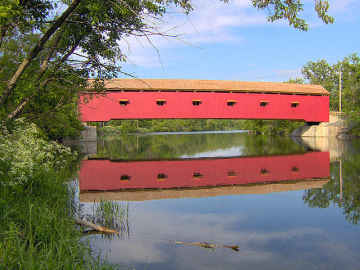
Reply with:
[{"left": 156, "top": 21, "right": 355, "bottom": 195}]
[{"left": 119, "top": 0, "right": 360, "bottom": 82}]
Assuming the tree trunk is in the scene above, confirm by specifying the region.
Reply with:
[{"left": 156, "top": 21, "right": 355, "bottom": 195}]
[{"left": 0, "top": 0, "right": 82, "bottom": 107}]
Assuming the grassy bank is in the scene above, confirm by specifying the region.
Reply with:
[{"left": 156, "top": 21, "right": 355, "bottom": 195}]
[{"left": 0, "top": 120, "right": 114, "bottom": 269}]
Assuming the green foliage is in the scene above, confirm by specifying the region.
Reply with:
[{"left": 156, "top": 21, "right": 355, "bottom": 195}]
[
  {"left": 251, "top": 0, "right": 333, "bottom": 31},
  {"left": 0, "top": 0, "right": 51, "bottom": 28},
  {"left": 0, "top": 169, "right": 117, "bottom": 269},
  {"left": 301, "top": 53, "right": 360, "bottom": 135},
  {"left": 302, "top": 54, "right": 360, "bottom": 112},
  {"left": 82, "top": 200, "right": 130, "bottom": 237},
  {"left": 303, "top": 140, "right": 360, "bottom": 225},
  {"left": 102, "top": 119, "right": 246, "bottom": 134},
  {"left": 0, "top": 0, "right": 193, "bottom": 139},
  {"left": 0, "top": 118, "right": 76, "bottom": 186},
  {"left": 240, "top": 119, "right": 303, "bottom": 135},
  {"left": 0, "top": 134, "right": 117, "bottom": 269},
  {"left": 286, "top": 77, "right": 305, "bottom": 84},
  {"left": 93, "top": 132, "right": 307, "bottom": 160},
  {"left": 0, "top": 0, "right": 334, "bottom": 140},
  {"left": 302, "top": 59, "right": 339, "bottom": 110}
]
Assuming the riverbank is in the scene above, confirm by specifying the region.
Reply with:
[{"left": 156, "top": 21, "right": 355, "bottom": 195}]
[{"left": 0, "top": 120, "right": 114, "bottom": 269}]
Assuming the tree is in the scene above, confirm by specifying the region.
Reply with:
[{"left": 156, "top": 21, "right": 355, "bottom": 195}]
[
  {"left": 252, "top": 0, "right": 333, "bottom": 31},
  {"left": 302, "top": 54, "right": 360, "bottom": 113},
  {"left": 302, "top": 59, "right": 338, "bottom": 110},
  {"left": 0, "top": 0, "right": 334, "bottom": 138},
  {"left": 303, "top": 148, "right": 360, "bottom": 225},
  {"left": 286, "top": 77, "right": 305, "bottom": 84}
]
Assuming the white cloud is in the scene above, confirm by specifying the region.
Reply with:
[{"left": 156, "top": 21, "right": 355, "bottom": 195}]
[
  {"left": 181, "top": 146, "right": 244, "bottom": 158},
  {"left": 119, "top": 0, "right": 359, "bottom": 69},
  {"left": 119, "top": 0, "right": 267, "bottom": 68},
  {"left": 86, "top": 205, "right": 360, "bottom": 269}
]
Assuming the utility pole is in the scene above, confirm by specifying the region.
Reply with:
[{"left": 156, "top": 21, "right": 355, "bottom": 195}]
[{"left": 339, "top": 65, "right": 342, "bottom": 113}]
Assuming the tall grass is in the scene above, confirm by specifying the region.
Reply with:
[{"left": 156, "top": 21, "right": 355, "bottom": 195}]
[
  {"left": 0, "top": 167, "right": 118, "bottom": 269},
  {"left": 0, "top": 120, "right": 117, "bottom": 269},
  {"left": 89, "top": 200, "right": 130, "bottom": 238}
]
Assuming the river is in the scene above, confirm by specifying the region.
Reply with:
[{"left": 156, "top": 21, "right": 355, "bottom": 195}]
[{"left": 77, "top": 132, "right": 360, "bottom": 270}]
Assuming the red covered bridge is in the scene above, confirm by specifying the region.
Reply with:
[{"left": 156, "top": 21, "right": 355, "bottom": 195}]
[
  {"left": 79, "top": 152, "right": 330, "bottom": 191},
  {"left": 79, "top": 79, "right": 329, "bottom": 123}
]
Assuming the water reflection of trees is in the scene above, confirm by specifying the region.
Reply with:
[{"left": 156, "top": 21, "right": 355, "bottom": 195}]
[
  {"left": 303, "top": 142, "right": 360, "bottom": 225},
  {"left": 94, "top": 133, "right": 307, "bottom": 160}
]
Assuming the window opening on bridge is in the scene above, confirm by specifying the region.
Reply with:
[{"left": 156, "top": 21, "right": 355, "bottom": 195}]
[
  {"left": 192, "top": 100, "right": 202, "bottom": 106},
  {"left": 120, "top": 174, "right": 131, "bottom": 181},
  {"left": 119, "top": 99, "right": 130, "bottom": 106},
  {"left": 227, "top": 100, "right": 237, "bottom": 106},
  {"left": 291, "top": 166, "right": 299, "bottom": 173},
  {"left": 291, "top": 102, "right": 300, "bottom": 108},
  {"left": 260, "top": 100, "right": 269, "bottom": 107},
  {"left": 260, "top": 168, "right": 269, "bottom": 175},
  {"left": 193, "top": 172, "right": 203, "bottom": 178},
  {"left": 157, "top": 173, "right": 168, "bottom": 181},
  {"left": 156, "top": 99, "right": 167, "bottom": 106},
  {"left": 227, "top": 171, "right": 237, "bottom": 177}
]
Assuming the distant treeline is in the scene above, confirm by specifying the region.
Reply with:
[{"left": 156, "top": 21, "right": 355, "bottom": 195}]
[{"left": 98, "top": 119, "right": 303, "bottom": 135}]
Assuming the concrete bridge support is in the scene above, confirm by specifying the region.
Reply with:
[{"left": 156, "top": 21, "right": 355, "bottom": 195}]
[
  {"left": 293, "top": 136, "right": 347, "bottom": 162},
  {"left": 292, "top": 112, "right": 347, "bottom": 138},
  {"left": 81, "top": 125, "right": 97, "bottom": 141},
  {"left": 78, "top": 125, "right": 97, "bottom": 155}
]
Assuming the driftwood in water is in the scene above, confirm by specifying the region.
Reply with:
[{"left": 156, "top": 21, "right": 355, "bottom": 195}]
[
  {"left": 175, "top": 241, "right": 239, "bottom": 252},
  {"left": 75, "top": 218, "right": 119, "bottom": 234}
]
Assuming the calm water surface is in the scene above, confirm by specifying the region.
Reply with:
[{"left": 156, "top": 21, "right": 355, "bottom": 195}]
[{"left": 78, "top": 132, "right": 360, "bottom": 270}]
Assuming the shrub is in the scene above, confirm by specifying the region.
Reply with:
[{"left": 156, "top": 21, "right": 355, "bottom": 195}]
[{"left": 0, "top": 119, "right": 76, "bottom": 186}]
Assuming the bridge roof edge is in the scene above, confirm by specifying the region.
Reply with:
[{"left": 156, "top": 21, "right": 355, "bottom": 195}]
[{"left": 88, "top": 79, "right": 329, "bottom": 96}]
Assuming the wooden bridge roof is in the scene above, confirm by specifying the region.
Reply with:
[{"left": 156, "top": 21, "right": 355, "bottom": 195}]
[
  {"left": 94, "top": 79, "right": 329, "bottom": 96},
  {"left": 80, "top": 179, "right": 329, "bottom": 202}
]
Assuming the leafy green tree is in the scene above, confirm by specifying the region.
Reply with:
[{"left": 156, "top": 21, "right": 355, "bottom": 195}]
[
  {"left": 286, "top": 77, "right": 305, "bottom": 84},
  {"left": 301, "top": 54, "right": 360, "bottom": 134},
  {"left": 0, "top": 0, "right": 333, "bottom": 139},
  {"left": 252, "top": 0, "right": 334, "bottom": 31},
  {"left": 302, "top": 59, "right": 339, "bottom": 110},
  {"left": 0, "top": 0, "right": 193, "bottom": 138},
  {"left": 303, "top": 143, "right": 360, "bottom": 225}
]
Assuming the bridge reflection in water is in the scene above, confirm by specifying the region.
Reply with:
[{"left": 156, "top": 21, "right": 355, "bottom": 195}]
[{"left": 79, "top": 151, "right": 330, "bottom": 202}]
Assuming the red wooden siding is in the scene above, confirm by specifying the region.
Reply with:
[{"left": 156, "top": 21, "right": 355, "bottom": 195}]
[
  {"left": 79, "top": 152, "right": 330, "bottom": 191},
  {"left": 79, "top": 92, "right": 329, "bottom": 123}
]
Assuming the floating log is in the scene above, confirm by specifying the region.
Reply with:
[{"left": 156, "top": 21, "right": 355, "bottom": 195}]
[
  {"left": 174, "top": 241, "right": 239, "bottom": 252},
  {"left": 75, "top": 218, "right": 119, "bottom": 234}
]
